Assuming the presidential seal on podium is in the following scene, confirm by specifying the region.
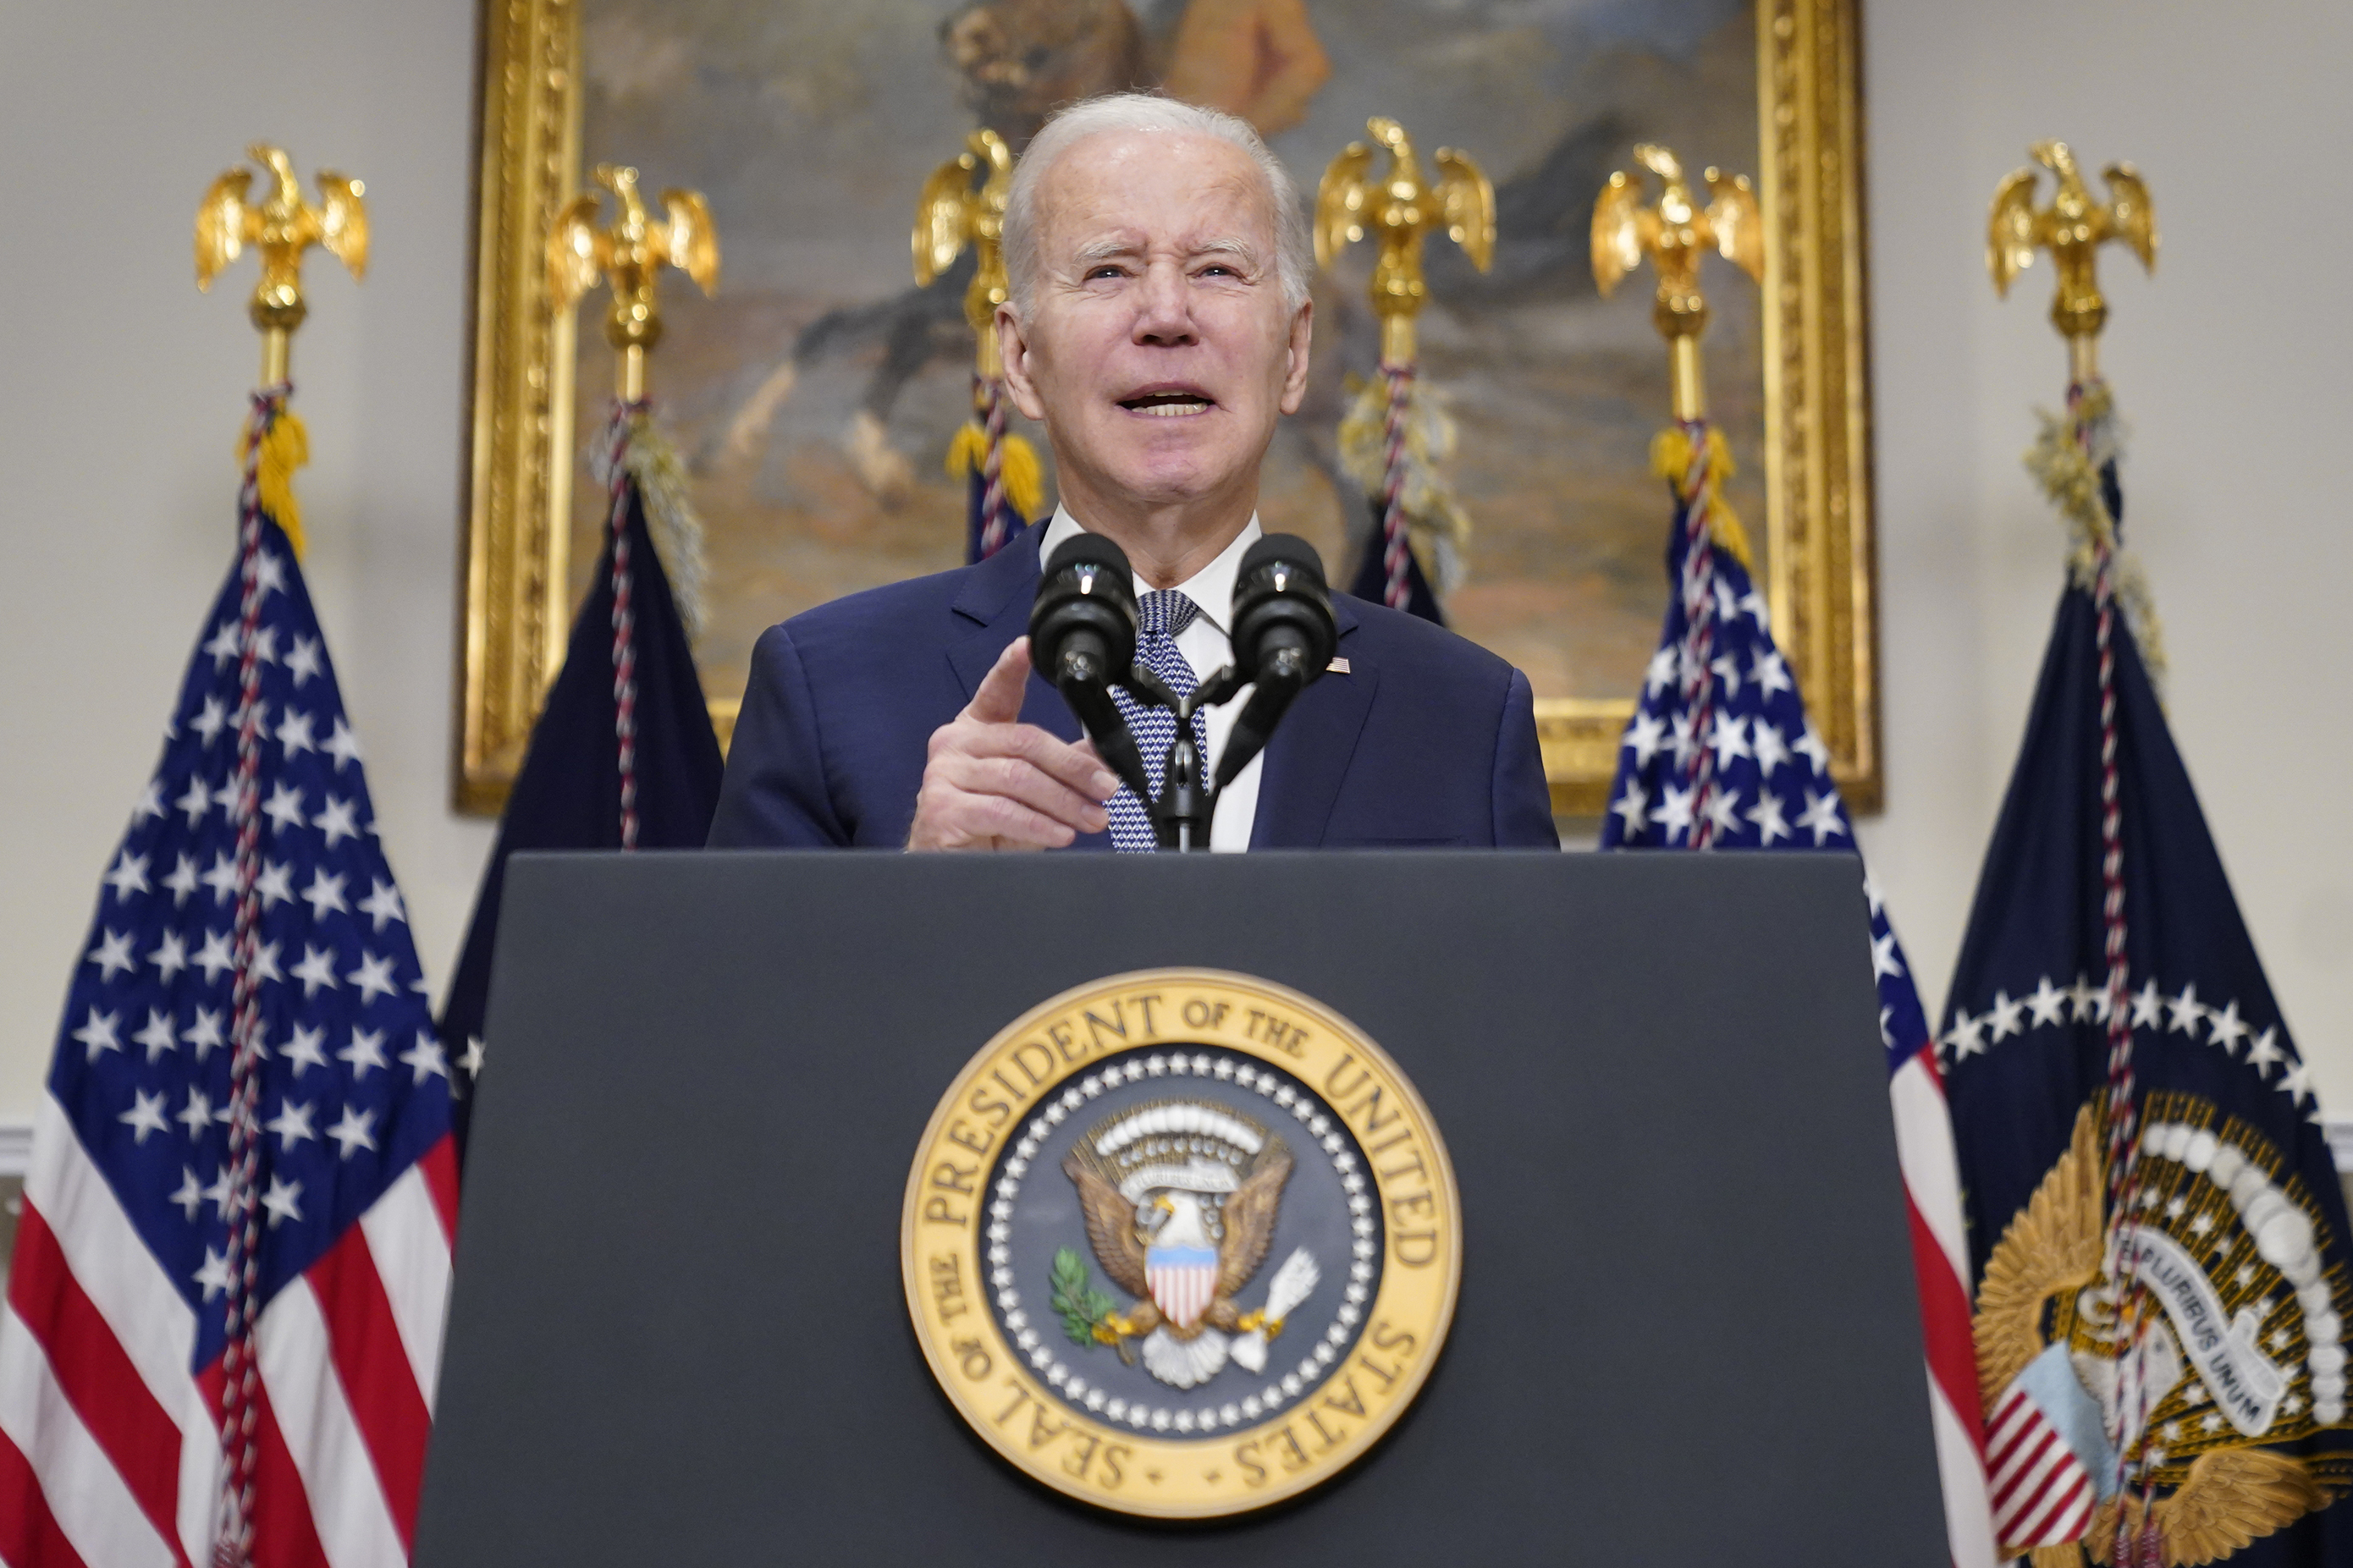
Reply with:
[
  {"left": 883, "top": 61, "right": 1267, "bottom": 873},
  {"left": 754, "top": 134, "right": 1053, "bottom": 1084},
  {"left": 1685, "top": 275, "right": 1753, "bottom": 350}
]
[{"left": 902, "top": 969, "right": 1462, "bottom": 1517}]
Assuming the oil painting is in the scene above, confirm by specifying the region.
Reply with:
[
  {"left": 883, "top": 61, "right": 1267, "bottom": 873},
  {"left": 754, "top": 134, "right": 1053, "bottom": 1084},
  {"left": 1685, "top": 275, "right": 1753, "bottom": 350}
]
[{"left": 460, "top": 0, "right": 1875, "bottom": 812}]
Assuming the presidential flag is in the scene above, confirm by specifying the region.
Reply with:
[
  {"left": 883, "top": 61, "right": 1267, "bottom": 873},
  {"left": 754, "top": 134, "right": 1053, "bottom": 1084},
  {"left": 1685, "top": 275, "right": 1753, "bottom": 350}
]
[
  {"left": 0, "top": 387, "right": 455, "bottom": 1568},
  {"left": 438, "top": 405, "right": 723, "bottom": 1149},
  {"left": 1940, "top": 384, "right": 2353, "bottom": 1564},
  {"left": 1601, "top": 420, "right": 1996, "bottom": 1565}
]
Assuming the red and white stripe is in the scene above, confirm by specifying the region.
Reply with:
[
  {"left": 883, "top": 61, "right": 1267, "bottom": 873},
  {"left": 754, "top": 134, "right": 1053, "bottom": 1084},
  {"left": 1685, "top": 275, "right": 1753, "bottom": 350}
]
[
  {"left": 1891, "top": 1043, "right": 2000, "bottom": 1568},
  {"left": 0, "top": 1094, "right": 456, "bottom": 1568},
  {"left": 1145, "top": 1257, "right": 1218, "bottom": 1333},
  {"left": 1986, "top": 1379, "right": 2097, "bottom": 1549}
]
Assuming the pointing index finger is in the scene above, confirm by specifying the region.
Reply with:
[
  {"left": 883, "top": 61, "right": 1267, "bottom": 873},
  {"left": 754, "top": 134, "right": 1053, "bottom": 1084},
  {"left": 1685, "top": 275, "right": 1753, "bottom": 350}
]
[{"left": 967, "top": 636, "right": 1033, "bottom": 725}]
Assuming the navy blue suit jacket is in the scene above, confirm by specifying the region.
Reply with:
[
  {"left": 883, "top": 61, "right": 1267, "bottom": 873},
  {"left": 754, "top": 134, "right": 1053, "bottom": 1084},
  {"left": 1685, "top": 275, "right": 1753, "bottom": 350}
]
[{"left": 708, "top": 522, "right": 1559, "bottom": 850}]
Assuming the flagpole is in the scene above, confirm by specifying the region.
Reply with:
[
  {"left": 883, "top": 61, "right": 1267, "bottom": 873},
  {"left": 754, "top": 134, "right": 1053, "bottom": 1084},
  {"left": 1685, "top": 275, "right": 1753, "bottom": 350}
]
[
  {"left": 1988, "top": 139, "right": 2163, "bottom": 1567},
  {"left": 192, "top": 145, "right": 372, "bottom": 1568},
  {"left": 1953, "top": 145, "right": 2344, "bottom": 1560},
  {"left": 5, "top": 146, "right": 454, "bottom": 1566},
  {"left": 548, "top": 162, "right": 719, "bottom": 410},
  {"left": 1988, "top": 139, "right": 2155, "bottom": 399},
  {"left": 1315, "top": 117, "right": 1492, "bottom": 619},
  {"left": 918, "top": 130, "right": 1040, "bottom": 562},
  {"left": 1590, "top": 142, "right": 1762, "bottom": 846},
  {"left": 547, "top": 162, "right": 719, "bottom": 851},
  {"left": 1592, "top": 134, "right": 2003, "bottom": 1566},
  {"left": 197, "top": 142, "right": 367, "bottom": 394},
  {"left": 1593, "top": 143, "right": 2003, "bottom": 1567}
]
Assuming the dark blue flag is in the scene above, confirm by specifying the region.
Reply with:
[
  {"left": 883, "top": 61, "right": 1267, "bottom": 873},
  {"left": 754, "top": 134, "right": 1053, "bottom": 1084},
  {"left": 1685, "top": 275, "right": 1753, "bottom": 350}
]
[
  {"left": 438, "top": 419, "right": 723, "bottom": 1153},
  {"left": 1941, "top": 388, "right": 2352, "bottom": 1562}
]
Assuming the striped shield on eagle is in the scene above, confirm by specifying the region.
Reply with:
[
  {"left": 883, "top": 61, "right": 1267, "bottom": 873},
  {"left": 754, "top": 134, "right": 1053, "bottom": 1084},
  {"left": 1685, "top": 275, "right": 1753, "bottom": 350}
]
[
  {"left": 1147, "top": 1242, "right": 1222, "bottom": 1330},
  {"left": 1063, "top": 1098, "right": 1309, "bottom": 1387}
]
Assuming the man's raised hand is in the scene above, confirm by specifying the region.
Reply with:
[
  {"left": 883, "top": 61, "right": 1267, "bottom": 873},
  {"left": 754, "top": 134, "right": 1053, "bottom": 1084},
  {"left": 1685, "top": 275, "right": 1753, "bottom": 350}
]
[{"left": 906, "top": 636, "right": 1121, "bottom": 850}]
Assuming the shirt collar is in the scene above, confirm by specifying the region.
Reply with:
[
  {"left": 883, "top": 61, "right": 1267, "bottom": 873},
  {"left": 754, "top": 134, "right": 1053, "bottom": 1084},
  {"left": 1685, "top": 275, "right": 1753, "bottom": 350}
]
[{"left": 1039, "top": 505, "right": 1261, "bottom": 633}]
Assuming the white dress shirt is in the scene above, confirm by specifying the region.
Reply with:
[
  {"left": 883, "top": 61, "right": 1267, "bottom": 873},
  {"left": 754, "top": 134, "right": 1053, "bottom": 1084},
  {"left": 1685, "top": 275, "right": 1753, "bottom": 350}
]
[{"left": 1040, "top": 506, "right": 1264, "bottom": 852}]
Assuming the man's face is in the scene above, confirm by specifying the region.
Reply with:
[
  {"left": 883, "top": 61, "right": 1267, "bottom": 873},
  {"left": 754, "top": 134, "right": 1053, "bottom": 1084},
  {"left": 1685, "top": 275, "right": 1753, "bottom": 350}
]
[{"left": 1000, "top": 129, "right": 1312, "bottom": 520}]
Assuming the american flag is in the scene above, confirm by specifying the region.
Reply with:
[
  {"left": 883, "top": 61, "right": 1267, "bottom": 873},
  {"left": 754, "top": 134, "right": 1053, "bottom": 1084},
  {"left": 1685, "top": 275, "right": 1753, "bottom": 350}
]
[
  {"left": 1600, "top": 423, "right": 1996, "bottom": 1566},
  {"left": 0, "top": 391, "right": 455, "bottom": 1568}
]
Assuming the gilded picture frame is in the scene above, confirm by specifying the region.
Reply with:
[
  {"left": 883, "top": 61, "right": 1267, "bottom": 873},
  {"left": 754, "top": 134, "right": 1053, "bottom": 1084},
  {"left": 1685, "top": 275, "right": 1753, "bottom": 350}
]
[{"left": 455, "top": 0, "right": 1877, "bottom": 817}]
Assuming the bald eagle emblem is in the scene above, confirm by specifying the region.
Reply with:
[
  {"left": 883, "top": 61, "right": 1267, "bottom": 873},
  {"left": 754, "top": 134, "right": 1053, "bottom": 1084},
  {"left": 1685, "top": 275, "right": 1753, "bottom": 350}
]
[
  {"left": 1975, "top": 1098, "right": 2351, "bottom": 1562},
  {"left": 1058, "top": 1099, "right": 1319, "bottom": 1390}
]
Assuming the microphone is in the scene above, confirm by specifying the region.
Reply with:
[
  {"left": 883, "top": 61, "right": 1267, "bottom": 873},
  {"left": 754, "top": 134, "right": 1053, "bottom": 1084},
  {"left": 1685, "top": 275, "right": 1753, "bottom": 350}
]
[
  {"left": 1215, "top": 534, "right": 1336, "bottom": 791},
  {"left": 1029, "top": 534, "right": 1152, "bottom": 801}
]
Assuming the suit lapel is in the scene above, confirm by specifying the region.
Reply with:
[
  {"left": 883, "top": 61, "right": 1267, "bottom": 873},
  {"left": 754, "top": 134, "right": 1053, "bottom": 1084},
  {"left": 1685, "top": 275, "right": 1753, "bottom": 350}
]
[
  {"left": 1250, "top": 597, "right": 1371, "bottom": 849},
  {"left": 946, "top": 524, "right": 1105, "bottom": 848},
  {"left": 945, "top": 523, "right": 1083, "bottom": 743}
]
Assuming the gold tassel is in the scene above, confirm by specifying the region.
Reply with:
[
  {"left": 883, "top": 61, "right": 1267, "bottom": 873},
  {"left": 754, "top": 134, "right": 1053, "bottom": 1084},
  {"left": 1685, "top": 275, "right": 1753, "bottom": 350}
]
[
  {"left": 239, "top": 408, "right": 311, "bottom": 559},
  {"left": 944, "top": 421, "right": 987, "bottom": 483},
  {"left": 1000, "top": 431, "right": 1044, "bottom": 520},
  {"left": 1336, "top": 371, "right": 1475, "bottom": 593},
  {"left": 945, "top": 421, "right": 1046, "bottom": 523},
  {"left": 2024, "top": 384, "right": 2168, "bottom": 688},
  {"left": 615, "top": 412, "right": 709, "bottom": 644},
  {"left": 1650, "top": 425, "right": 1752, "bottom": 570}
]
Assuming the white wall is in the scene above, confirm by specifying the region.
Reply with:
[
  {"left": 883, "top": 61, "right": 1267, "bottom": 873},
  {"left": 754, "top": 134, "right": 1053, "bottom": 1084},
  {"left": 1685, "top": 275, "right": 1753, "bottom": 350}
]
[
  {"left": 0, "top": 0, "right": 2345, "bottom": 1125},
  {"left": 0, "top": 0, "right": 491, "bottom": 1125},
  {"left": 1857, "top": 0, "right": 2353, "bottom": 1109}
]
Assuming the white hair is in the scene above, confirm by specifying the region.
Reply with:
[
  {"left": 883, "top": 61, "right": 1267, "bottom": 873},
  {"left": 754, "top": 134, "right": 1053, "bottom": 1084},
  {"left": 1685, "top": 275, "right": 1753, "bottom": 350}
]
[{"left": 1002, "top": 92, "right": 1312, "bottom": 319}]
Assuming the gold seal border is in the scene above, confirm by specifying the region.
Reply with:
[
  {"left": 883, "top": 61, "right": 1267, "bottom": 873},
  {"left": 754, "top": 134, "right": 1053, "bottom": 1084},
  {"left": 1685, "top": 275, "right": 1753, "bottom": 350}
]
[{"left": 901, "top": 968, "right": 1463, "bottom": 1519}]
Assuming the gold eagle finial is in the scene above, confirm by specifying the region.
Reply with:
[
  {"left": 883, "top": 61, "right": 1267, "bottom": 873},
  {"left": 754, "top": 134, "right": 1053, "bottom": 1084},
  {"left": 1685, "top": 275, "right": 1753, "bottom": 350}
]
[
  {"left": 195, "top": 144, "right": 367, "bottom": 385},
  {"left": 1591, "top": 143, "right": 1761, "bottom": 421},
  {"left": 913, "top": 129, "right": 1017, "bottom": 378},
  {"left": 1314, "top": 117, "right": 1494, "bottom": 366},
  {"left": 547, "top": 164, "right": 720, "bottom": 401},
  {"left": 1988, "top": 140, "right": 2156, "bottom": 382}
]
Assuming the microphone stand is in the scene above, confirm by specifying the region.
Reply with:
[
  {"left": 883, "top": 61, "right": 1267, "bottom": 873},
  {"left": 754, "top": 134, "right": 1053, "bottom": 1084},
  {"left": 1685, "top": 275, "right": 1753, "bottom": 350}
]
[
  {"left": 1039, "top": 533, "right": 1331, "bottom": 853},
  {"left": 1121, "top": 667, "right": 1245, "bottom": 852},
  {"left": 1035, "top": 608, "right": 1253, "bottom": 851}
]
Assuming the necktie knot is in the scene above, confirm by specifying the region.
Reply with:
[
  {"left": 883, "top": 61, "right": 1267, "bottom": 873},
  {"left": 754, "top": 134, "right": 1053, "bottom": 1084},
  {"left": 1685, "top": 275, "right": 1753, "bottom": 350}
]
[{"left": 1137, "top": 590, "right": 1199, "bottom": 640}]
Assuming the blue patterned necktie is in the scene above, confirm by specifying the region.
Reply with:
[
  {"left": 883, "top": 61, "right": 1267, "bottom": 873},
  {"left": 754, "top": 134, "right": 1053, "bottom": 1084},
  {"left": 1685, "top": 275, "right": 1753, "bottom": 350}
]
[{"left": 1105, "top": 590, "right": 1212, "bottom": 852}]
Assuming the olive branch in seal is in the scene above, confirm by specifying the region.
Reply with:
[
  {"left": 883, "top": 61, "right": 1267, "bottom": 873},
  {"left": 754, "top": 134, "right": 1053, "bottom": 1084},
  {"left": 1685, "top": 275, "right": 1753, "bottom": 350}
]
[{"left": 1050, "top": 1247, "right": 1120, "bottom": 1349}]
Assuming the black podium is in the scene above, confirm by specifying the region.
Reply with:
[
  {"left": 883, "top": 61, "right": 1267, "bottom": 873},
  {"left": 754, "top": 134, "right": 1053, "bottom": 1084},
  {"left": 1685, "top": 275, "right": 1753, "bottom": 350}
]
[{"left": 416, "top": 851, "right": 1945, "bottom": 1564}]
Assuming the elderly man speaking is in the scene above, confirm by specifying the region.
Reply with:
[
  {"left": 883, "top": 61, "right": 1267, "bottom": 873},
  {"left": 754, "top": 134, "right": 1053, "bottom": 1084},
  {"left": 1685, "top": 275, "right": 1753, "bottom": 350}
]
[{"left": 709, "top": 94, "right": 1557, "bottom": 851}]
